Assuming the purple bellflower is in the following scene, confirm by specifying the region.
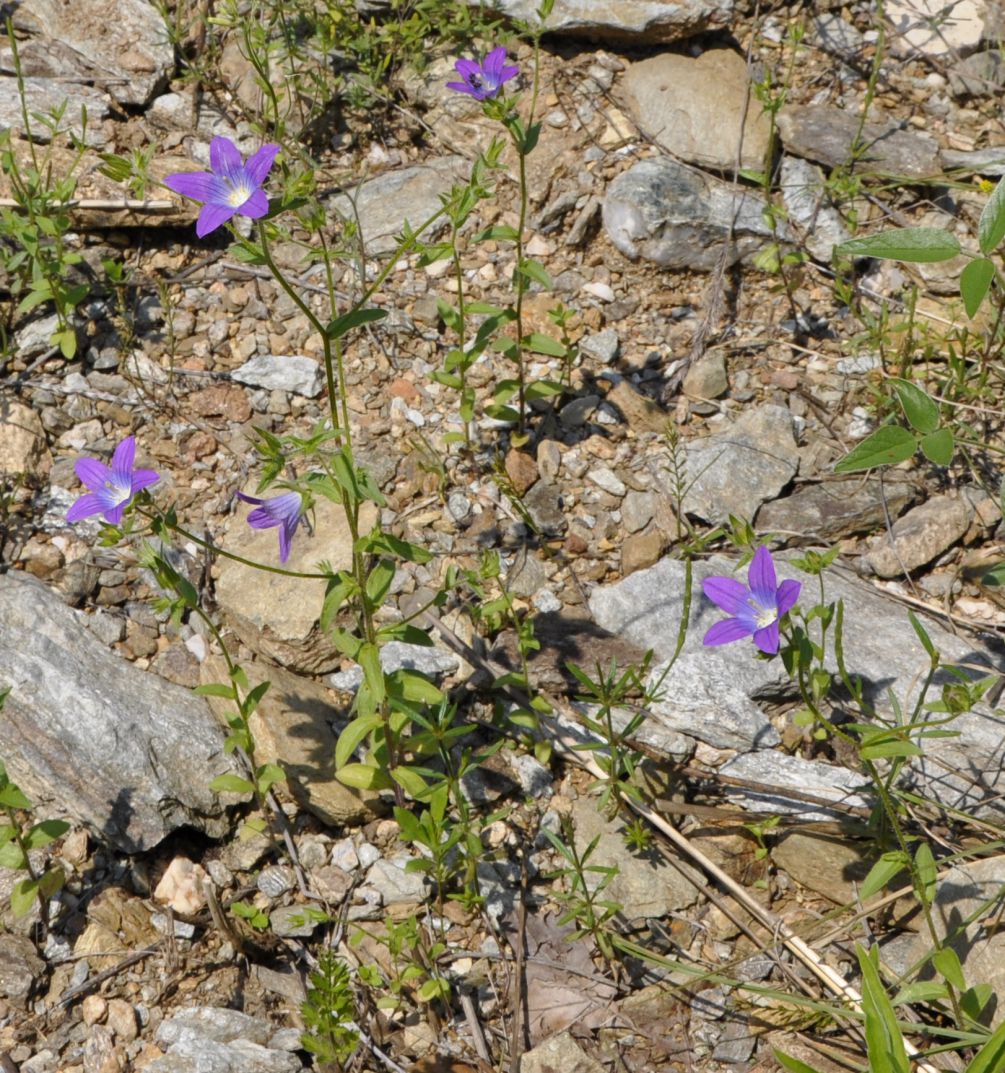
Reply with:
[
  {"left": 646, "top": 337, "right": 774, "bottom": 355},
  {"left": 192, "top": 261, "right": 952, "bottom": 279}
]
[
  {"left": 446, "top": 46, "right": 519, "bottom": 100},
  {"left": 164, "top": 136, "right": 280, "bottom": 238},
  {"left": 237, "top": 490, "right": 303, "bottom": 564},
  {"left": 66, "top": 436, "right": 159, "bottom": 526},
  {"left": 702, "top": 546, "right": 801, "bottom": 656}
]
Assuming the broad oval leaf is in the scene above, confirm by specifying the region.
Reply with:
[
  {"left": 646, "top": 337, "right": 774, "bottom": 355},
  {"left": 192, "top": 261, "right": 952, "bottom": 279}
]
[
  {"left": 960, "top": 257, "right": 995, "bottom": 317},
  {"left": 833, "top": 425, "right": 918, "bottom": 473},
  {"left": 979, "top": 174, "right": 1005, "bottom": 254},
  {"left": 209, "top": 773, "right": 255, "bottom": 795},
  {"left": 919, "top": 427, "right": 954, "bottom": 467},
  {"left": 336, "top": 762, "right": 393, "bottom": 791},
  {"left": 325, "top": 306, "right": 387, "bottom": 341},
  {"left": 839, "top": 227, "right": 961, "bottom": 263},
  {"left": 891, "top": 377, "right": 939, "bottom": 434}
]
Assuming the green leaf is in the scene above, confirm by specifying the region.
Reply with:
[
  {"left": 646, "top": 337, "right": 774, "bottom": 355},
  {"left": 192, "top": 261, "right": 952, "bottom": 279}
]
[
  {"left": 919, "top": 428, "right": 954, "bottom": 467},
  {"left": 0, "top": 784, "right": 32, "bottom": 810},
  {"left": 962, "top": 984, "right": 993, "bottom": 1024},
  {"left": 194, "top": 682, "right": 235, "bottom": 699},
  {"left": 933, "top": 946, "right": 966, "bottom": 990},
  {"left": 960, "top": 257, "right": 995, "bottom": 317},
  {"left": 335, "top": 714, "right": 382, "bottom": 770},
  {"left": 859, "top": 739, "right": 923, "bottom": 760},
  {"left": 522, "top": 332, "right": 566, "bottom": 357},
  {"left": 10, "top": 876, "right": 39, "bottom": 918},
  {"left": 891, "top": 378, "right": 939, "bottom": 434},
  {"left": 209, "top": 774, "right": 255, "bottom": 795},
  {"left": 336, "top": 762, "right": 393, "bottom": 791},
  {"left": 517, "top": 258, "right": 553, "bottom": 289},
  {"left": 857, "top": 944, "right": 911, "bottom": 1073},
  {"left": 908, "top": 611, "right": 938, "bottom": 662},
  {"left": 773, "top": 1049, "right": 829, "bottom": 1073},
  {"left": 0, "top": 841, "right": 27, "bottom": 869},
  {"left": 964, "top": 1015, "right": 1005, "bottom": 1073},
  {"left": 23, "top": 819, "right": 69, "bottom": 850},
  {"left": 326, "top": 306, "right": 387, "bottom": 340},
  {"left": 914, "top": 841, "right": 937, "bottom": 906},
  {"left": 839, "top": 227, "right": 961, "bottom": 263},
  {"left": 476, "top": 224, "right": 520, "bottom": 242},
  {"left": 387, "top": 669, "right": 443, "bottom": 705},
  {"left": 833, "top": 425, "right": 918, "bottom": 473},
  {"left": 979, "top": 175, "right": 1005, "bottom": 254},
  {"left": 255, "top": 763, "right": 286, "bottom": 795},
  {"left": 358, "top": 644, "right": 385, "bottom": 707},
  {"left": 860, "top": 850, "right": 910, "bottom": 900},
  {"left": 525, "top": 379, "right": 565, "bottom": 401},
  {"left": 391, "top": 765, "right": 429, "bottom": 797}
]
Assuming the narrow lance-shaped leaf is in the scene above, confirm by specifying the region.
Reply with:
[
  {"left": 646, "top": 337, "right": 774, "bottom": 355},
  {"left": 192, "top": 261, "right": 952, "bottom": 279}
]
[
  {"left": 979, "top": 174, "right": 1005, "bottom": 254},
  {"left": 839, "top": 227, "right": 961, "bottom": 263},
  {"left": 960, "top": 257, "right": 995, "bottom": 317}
]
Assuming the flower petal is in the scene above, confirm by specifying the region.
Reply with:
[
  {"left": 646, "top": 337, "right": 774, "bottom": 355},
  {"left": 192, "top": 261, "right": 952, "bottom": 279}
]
[
  {"left": 74, "top": 456, "right": 112, "bottom": 492},
  {"left": 748, "top": 546, "right": 778, "bottom": 604},
  {"left": 111, "top": 436, "right": 136, "bottom": 482},
  {"left": 66, "top": 492, "right": 105, "bottom": 523},
  {"left": 239, "top": 188, "right": 269, "bottom": 219},
  {"left": 702, "top": 575, "right": 749, "bottom": 615},
  {"left": 752, "top": 621, "right": 780, "bottom": 655},
  {"left": 196, "top": 202, "right": 237, "bottom": 237},
  {"left": 277, "top": 520, "right": 294, "bottom": 562},
  {"left": 236, "top": 491, "right": 264, "bottom": 506},
  {"left": 130, "top": 468, "right": 160, "bottom": 495},
  {"left": 103, "top": 501, "right": 127, "bottom": 526},
  {"left": 246, "top": 504, "right": 281, "bottom": 531},
  {"left": 244, "top": 143, "right": 280, "bottom": 186},
  {"left": 210, "top": 136, "right": 243, "bottom": 179},
  {"left": 163, "top": 171, "right": 222, "bottom": 203},
  {"left": 776, "top": 579, "right": 801, "bottom": 617},
  {"left": 482, "top": 46, "right": 507, "bottom": 76},
  {"left": 453, "top": 58, "right": 481, "bottom": 78},
  {"left": 703, "top": 617, "right": 754, "bottom": 647}
]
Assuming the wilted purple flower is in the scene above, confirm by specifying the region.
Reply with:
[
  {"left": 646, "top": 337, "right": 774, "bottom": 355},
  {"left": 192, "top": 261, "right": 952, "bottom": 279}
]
[
  {"left": 163, "top": 136, "right": 280, "bottom": 238},
  {"left": 237, "top": 491, "right": 303, "bottom": 563},
  {"left": 446, "top": 46, "right": 519, "bottom": 100},
  {"left": 66, "top": 436, "right": 159, "bottom": 526},
  {"left": 702, "top": 546, "right": 800, "bottom": 656}
]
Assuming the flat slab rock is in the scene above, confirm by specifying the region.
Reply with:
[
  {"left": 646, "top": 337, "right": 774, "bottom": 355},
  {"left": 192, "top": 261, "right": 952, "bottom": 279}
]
[
  {"left": 777, "top": 104, "right": 941, "bottom": 179},
  {"left": 603, "top": 157, "right": 781, "bottom": 271},
  {"left": 619, "top": 48, "right": 771, "bottom": 171},
  {"left": 0, "top": 572, "right": 241, "bottom": 852},
  {"left": 467, "top": 0, "right": 732, "bottom": 41},
  {"left": 12, "top": 0, "right": 174, "bottom": 107},
  {"left": 587, "top": 553, "right": 1000, "bottom": 806}
]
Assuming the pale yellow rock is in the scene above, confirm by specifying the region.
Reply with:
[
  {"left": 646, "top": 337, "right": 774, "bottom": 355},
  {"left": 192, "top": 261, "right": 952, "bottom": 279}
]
[
  {"left": 153, "top": 856, "right": 207, "bottom": 915},
  {"left": 0, "top": 399, "right": 50, "bottom": 478}
]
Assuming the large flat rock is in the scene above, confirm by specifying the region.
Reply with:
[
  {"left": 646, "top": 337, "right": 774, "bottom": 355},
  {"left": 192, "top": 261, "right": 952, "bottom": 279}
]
[
  {"left": 0, "top": 572, "right": 240, "bottom": 852},
  {"left": 12, "top": 0, "right": 174, "bottom": 107}
]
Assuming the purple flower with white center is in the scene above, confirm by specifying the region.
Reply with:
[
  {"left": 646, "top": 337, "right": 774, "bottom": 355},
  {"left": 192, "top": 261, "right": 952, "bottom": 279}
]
[
  {"left": 237, "top": 490, "right": 303, "bottom": 563},
  {"left": 702, "top": 546, "right": 801, "bottom": 656},
  {"left": 163, "top": 136, "right": 280, "bottom": 238},
  {"left": 446, "top": 46, "right": 519, "bottom": 100},
  {"left": 66, "top": 436, "right": 159, "bottom": 526}
]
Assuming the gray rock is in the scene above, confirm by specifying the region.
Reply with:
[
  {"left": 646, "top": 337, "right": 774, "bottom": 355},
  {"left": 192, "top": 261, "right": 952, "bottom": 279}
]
[
  {"left": 588, "top": 554, "right": 996, "bottom": 756},
  {"left": 864, "top": 494, "right": 971, "bottom": 578},
  {"left": 464, "top": 0, "right": 732, "bottom": 42},
  {"left": 678, "top": 404, "right": 799, "bottom": 524},
  {"left": 579, "top": 327, "right": 620, "bottom": 364},
  {"left": 507, "top": 546, "right": 549, "bottom": 598},
  {"left": 941, "top": 146, "right": 1005, "bottom": 176},
  {"left": 778, "top": 155, "right": 851, "bottom": 263},
  {"left": 756, "top": 479, "right": 917, "bottom": 544},
  {"left": 777, "top": 104, "right": 940, "bottom": 178},
  {"left": 0, "top": 933, "right": 43, "bottom": 1009},
  {"left": 0, "top": 573, "right": 241, "bottom": 852},
  {"left": 150, "top": 1006, "right": 304, "bottom": 1073},
  {"left": 329, "top": 157, "right": 467, "bottom": 254},
  {"left": 949, "top": 48, "right": 1005, "bottom": 97},
  {"left": 899, "top": 857, "right": 1005, "bottom": 1026},
  {"left": 366, "top": 856, "right": 429, "bottom": 905},
  {"left": 326, "top": 640, "right": 459, "bottom": 692},
  {"left": 0, "top": 76, "right": 109, "bottom": 145},
  {"left": 619, "top": 48, "right": 771, "bottom": 171},
  {"left": 0, "top": 400, "right": 50, "bottom": 478},
  {"left": 559, "top": 393, "right": 600, "bottom": 427},
  {"left": 231, "top": 356, "right": 324, "bottom": 398},
  {"left": 771, "top": 830, "right": 877, "bottom": 903},
  {"left": 257, "top": 865, "right": 295, "bottom": 899},
  {"left": 523, "top": 481, "right": 567, "bottom": 536},
  {"left": 519, "top": 1030, "right": 604, "bottom": 1073},
  {"left": 719, "top": 752, "right": 873, "bottom": 822},
  {"left": 682, "top": 350, "right": 728, "bottom": 400},
  {"left": 886, "top": 0, "right": 986, "bottom": 58},
  {"left": 810, "top": 12, "right": 865, "bottom": 57},
  {"left": 269, "top": 904, "right": 318, "bottom": 938},
  {"left": 621, "top": 490, "right": 655, "bottom": 533},
  {"left": 12, "top": 0, "right": 174, "bottom": 107},
  {"left": 604, "top": 157, "right": 780, "bottom": 271},
  {"left": 587, "top": 466, "right": 626, "bottom": 497},
  {"left": 216, "top": 494, "right": 377, "bottom": 673},
  {"left": 570, "top": 796, "right": 700, "bottom": 920},
  {"left": 148, "top": 91, "right": 197, "bottom": 130}
]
